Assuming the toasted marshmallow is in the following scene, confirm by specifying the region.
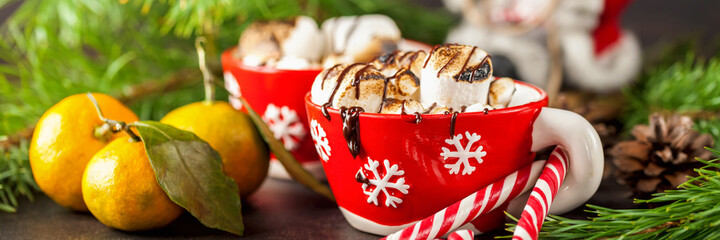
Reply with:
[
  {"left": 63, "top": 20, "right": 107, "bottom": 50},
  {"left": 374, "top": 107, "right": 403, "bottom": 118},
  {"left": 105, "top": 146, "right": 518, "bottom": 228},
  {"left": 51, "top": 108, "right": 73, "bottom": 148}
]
[
  {"left": 322, "top": 15, "right": 401, "bottom": 68},
  {"left": 239, "top": 16, "right": 323, "bottom": 67},
  {"left": 420, "top": 44, "right": 494, "bottom": 110},
  {"left": 311, "top": 64, "right": 387, "bottom": 113},
  {"left": 385, "top": 68, "right": 420, "bottom": 100},
  {"left": 426, "top": 105, "right": 453, "bottom": 114},
  {"left": 488, "top": 77, "right": 516, "bottom": 108},
  {"left": 465, "top": 103, "right": 494, "bottom": 113},
  {"left": 370, "top": 50, "right": 428, "bottom": 78},
  {"left": 282, "top": 16, "right": 325, "bottom": 61},
  {"left": 379, "top": 98, "right": 425, "bottom": 114},
  {"left": 312, "top": 44, "right": 520, "bottom": 116}
]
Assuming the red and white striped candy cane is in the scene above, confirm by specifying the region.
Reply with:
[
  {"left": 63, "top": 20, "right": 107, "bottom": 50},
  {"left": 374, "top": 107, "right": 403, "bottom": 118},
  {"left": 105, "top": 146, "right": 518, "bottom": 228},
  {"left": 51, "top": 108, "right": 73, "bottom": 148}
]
[
  {"left": 383, "top": 159, "right": 546, "bottom": 240},
  {"left": 446, "top": 230, "right": 474, "bottom": 240},
  {"left": 513, "top": 147, "right": 568, "bottom": 240}
]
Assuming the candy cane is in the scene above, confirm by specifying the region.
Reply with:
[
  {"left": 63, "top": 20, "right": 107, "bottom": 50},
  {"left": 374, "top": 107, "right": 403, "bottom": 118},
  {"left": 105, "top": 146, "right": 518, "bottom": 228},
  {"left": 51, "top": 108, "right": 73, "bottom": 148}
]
[
  {"left": 513, "top": 147, "right": 568, "bottom": 240},
  {"left": 383, "top": 159, "right": 545, "bottom": 240},
  {"left": 446, "top": 230, "right": 474, "bottom": 240}
]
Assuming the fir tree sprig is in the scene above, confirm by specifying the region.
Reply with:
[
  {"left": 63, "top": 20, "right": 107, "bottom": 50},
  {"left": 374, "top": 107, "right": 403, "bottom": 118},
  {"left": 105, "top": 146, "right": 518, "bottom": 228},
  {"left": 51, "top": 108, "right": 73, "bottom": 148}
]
[
  {"left": 623, "top": 49, "right": 720, "bottom": 148},
  {"left": 0, "top": 140, "right": 38, "bottom": 213},
  {"left": 0, "top": 0, "right": 453, "bottom": 136},
  {"left": 505, "top": 148, "right": 720, "bottom": 239},
  {"left": 0, "top": 0, "right": 199, "bottom": 135}
]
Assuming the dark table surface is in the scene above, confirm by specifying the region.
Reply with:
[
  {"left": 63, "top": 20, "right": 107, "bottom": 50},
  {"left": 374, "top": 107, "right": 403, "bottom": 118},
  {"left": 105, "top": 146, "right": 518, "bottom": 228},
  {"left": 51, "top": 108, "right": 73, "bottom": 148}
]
[
  {"left": 2, "top": 0, "right": 719, "bottom": 239},
  {"left": 1, "top": 175, "right": 634, "bottom": 240}
]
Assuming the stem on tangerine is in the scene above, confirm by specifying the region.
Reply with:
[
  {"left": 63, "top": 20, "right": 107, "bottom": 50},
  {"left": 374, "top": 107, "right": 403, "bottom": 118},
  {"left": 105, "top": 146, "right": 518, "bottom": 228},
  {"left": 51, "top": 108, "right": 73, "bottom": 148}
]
[
  {"left": 86, "top": 93, "right": 141, "bottom": 142},
  {"left": 195, "top": 37, "right": 215, "bottom": 105}
]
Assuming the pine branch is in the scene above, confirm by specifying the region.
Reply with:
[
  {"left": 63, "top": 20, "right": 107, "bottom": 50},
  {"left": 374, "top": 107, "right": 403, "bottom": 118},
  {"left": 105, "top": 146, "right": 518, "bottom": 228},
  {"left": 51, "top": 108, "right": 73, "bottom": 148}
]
[
  {"left": 623, "top": 46, "right": 720, "bottom": 148},
  {"left": 139, "top": 0, "right": 454, "bottom": 46},
  {"left": 0, "top": 140, "right": 38, "bottom": 213},
  {"left": 0, "top": 68, "right": 203, "bottom": 148},
  {"left": 0, "top": 0, "right": 200, "bottom": 136},
  {"left": 505, "top": 148, "right": 720, "bottom": 239},
  {"left": 0, "top": 0, "right": 453, "bottom": 137}
]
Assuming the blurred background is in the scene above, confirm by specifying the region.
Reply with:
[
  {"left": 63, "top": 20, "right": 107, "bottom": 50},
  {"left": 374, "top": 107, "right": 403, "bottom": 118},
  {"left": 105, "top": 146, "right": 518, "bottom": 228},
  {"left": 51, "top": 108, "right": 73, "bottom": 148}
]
[{"left": 1, "top": 0, "right": 718, "bottom": 135}]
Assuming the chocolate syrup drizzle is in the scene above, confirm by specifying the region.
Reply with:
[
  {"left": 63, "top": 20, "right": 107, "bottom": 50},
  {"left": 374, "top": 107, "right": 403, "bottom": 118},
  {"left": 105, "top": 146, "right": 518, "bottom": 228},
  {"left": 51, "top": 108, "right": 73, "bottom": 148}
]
[
  {"left": 321, "top": 63, "right": 378, "bottom": 158},
  {"left": 377, "top": 68, "right": 405, "bottom": 113},
  {"left": 322, "top": 63, "right": 364, "bottom": 120},
  {"left": 443, "top": 105, "right": 467, "bottom": 136},
  {"left": 422, "top": 102, "right": 437, "bottom": 114},
  {"left": 352, "top": 65, "right": 374, "bottom": 99},
  {"left": 423, "top": 45, "right": 442, "bottom": 68},
  {"left": 459, "top": 46, "right": 476, "bottom": 76},
  {"left": 454, "top": 54, "right": 491, "bottom": 83},
  {"left": 399, "top": 100, "right": 422, "bottom": 124},
  {"left": 437, "top": 51, "right": 461, "bottom": 78},
  {"left": 401, "top": 50, "right": 424, "bottom": 67},
  {"left": 375, "top": 50, "right": 425, "bottom": 73},
  {"left": 377, "top": 50, "right": 399, "bottom": 70},
  {"left": 398, "top": 51, "right": 411, "bottom": 63},
  {"left": 320, "top": 45, "right": 499, "bottom": 161},
  {"left": 450, "top": 112, "right": 459, "bottom": 136},
  {"left": 340, "top": 106, "right": 364, "bottom": 158},
  {"left": 355, "top": 170, "right": 369, "bottom": 184},
  {"left": 320, "top": 64, "right": 342, "bottom": 90}
]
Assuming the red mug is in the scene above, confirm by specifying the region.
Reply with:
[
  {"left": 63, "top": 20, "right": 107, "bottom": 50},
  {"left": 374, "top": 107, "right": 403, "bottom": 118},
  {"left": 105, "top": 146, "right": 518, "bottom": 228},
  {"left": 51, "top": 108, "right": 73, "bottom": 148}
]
[
  {"left": 304, "top": 81, "right": 603, "bottom": 235},
  {"left": 221, "top": 40, "right": 433, "bottom": 179},
  {"left": 222, "top": 47, "right": 325, "bottom": 178}
]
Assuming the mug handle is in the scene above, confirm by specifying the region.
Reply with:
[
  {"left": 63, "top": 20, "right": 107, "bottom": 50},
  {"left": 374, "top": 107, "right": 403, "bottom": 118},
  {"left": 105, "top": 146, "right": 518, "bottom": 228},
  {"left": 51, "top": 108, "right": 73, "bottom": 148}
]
[{"left": 529, "top": 107, "right": 603, "bottom": 214}]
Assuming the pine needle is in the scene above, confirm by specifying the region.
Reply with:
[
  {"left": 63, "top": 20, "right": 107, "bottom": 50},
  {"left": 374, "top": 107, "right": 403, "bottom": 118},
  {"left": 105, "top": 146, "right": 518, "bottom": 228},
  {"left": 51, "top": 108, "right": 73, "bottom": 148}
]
[
  {"left": 623, "top": 45, "right": 720, "bottom": 148},
  {"left": 0, "top": 0, "right": 453, "bottom": 136},
  {"left": 0, "top": 140, "right": 38, "bottom": 213},
  {"left": 505, "top": 149, "right": 720, "bottom": 239}
]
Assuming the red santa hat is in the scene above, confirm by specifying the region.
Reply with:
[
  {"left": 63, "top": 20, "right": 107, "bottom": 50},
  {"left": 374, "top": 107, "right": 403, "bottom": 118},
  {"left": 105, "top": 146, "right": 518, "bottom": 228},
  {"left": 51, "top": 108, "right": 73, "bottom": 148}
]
[
  {"left": 593, "top": 0, "right": 632, "bottom": 55},
  {"left": 563, "top": 0, "right": 641, "bottom": 92}
]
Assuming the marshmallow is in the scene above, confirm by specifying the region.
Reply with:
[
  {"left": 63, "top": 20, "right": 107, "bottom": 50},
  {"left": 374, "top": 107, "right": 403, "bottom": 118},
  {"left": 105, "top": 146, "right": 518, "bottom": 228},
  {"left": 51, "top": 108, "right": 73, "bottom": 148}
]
[
  {"left": 310, "top": 44, "right": 521, "bottom": 116},
  {"left": 369, "top": 50, "right": 427, "bottom": 78},
  {"left": 488, "top": 77, "right": 516, "bottom": 108},
  {"left": 241, "top": 54, "right": 266, "bottom": 67},
  {"left": 379, "top": 98, "right": 425, "bottom": 114},
  {"left": 322, "top": 15, "right": 401, "bottom": 68},
  {"left": 385, "top": 68, "right": 420, "bottom": 100},
  {"left": 311, "top": 64, "right": 387, "bottom": 113},
  {"left": 239, "top": 16, "right": 323, "bottom": 67},
  {"left": 465, "top": 103, "right": 494, "bottom": 113},
  {"left": 425, "top": 105, "right": 452, "bottom": 114},
  {"left": 276, "top": 56, "right": 314, "bottom": 70},
  {"left": 419, "top": 44, "right": 494, "bottom": 110},
  {"left": 282, "top": 16, "right": 325, "bottom": 61}
]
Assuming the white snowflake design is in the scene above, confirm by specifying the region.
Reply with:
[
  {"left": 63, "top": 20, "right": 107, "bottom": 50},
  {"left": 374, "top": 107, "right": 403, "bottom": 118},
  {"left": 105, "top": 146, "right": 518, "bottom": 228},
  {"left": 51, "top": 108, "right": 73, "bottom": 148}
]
[
  {"left": 223, "top": 71, "right": 243, "bottom": 110},
  {"left": 263, "top": 103, "right": 306, "bottom": 151},
  {"left": 310, "top": 119, "right": 331, "bottom": 162},
  {"left": 360, "top": 157, "right": 410, "bottom": 208},
  {"left": 441, "top": 131, "right": 487, "bottom": 175}
]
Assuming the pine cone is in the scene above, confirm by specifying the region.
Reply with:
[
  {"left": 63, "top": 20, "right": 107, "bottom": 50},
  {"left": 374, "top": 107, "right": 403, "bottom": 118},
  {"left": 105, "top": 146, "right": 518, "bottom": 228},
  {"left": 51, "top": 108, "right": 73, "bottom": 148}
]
[{"left": 611, "top": 113, "right": 714, "bottom": 197}]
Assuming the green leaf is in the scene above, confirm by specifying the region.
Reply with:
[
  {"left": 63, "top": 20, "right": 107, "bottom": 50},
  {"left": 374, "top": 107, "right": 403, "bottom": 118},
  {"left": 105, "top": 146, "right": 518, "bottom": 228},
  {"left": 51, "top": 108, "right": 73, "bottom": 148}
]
[
  {"left": 132, "top": 120, "right": 244, "bottom": 236},
  {"left": 239, "top": 98, "right": 335, "bottom": 201}
]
